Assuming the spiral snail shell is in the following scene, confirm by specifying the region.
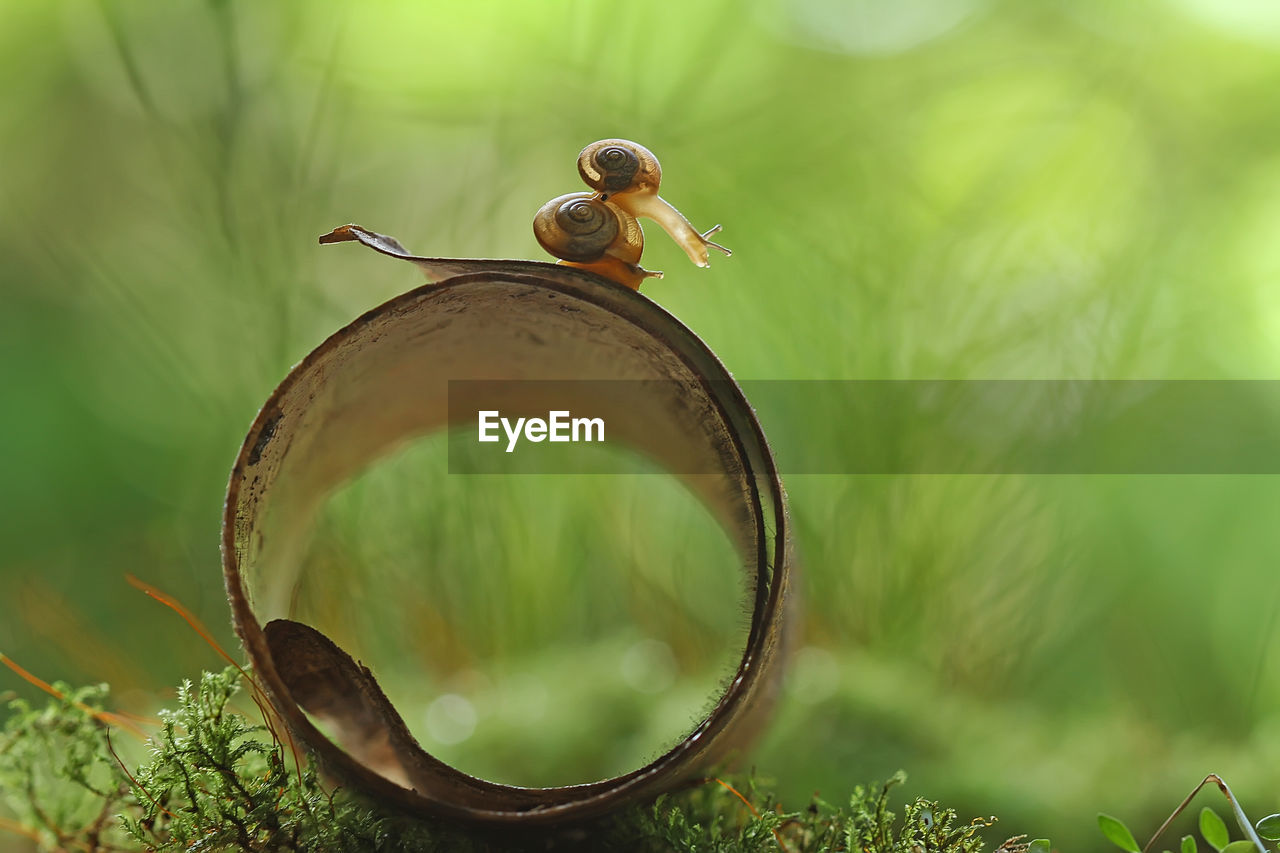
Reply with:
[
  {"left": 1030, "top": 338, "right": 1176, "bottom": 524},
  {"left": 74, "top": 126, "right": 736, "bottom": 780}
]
[
  {"left": 577, "top": 139, "right": 662, "bottom": 196},
  {"left": 533, "top": 192, "right": 643, "bottom": 265}
]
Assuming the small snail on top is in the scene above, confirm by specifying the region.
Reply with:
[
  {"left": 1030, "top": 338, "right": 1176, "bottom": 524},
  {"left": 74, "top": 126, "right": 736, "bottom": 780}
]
[
  {"left": 534, "top": 139, "right": 731, "bottom": 290},
  {"left": 577, "top": 140, "right": 730, "bottom": 268}
]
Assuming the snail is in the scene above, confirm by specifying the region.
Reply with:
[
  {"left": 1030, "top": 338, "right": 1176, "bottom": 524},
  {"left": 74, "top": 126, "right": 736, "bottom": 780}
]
[
  {"left": 532, "top": 190, "right": 660, "bottom": 290},
  {"left": 576, "top": 139, "right": 731, "bottom": 269}
]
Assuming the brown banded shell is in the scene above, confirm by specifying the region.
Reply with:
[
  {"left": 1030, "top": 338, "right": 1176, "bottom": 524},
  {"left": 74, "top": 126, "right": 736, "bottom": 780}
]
[
  {"left": 533, "top": 192, "right": 620, "bottom": 262},
  {"left": 577, "top": 139, "right": 662, "bottom": 195},
  {"left": 533, "top": 191, "right": 644, "bottom": 266}
]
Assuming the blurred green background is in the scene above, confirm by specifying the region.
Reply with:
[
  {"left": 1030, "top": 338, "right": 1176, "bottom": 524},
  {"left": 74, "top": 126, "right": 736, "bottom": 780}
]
[{"left": 4, "top": 0, "right": 1280, "bottom": 849}]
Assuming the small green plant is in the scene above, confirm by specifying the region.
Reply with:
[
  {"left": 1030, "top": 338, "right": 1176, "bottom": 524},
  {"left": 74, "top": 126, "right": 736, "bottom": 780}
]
[
  {"left": 600, "top": 769, "right": 1045, "bottom": 853},
  {"left": 0, "top": 680, "right": 133, "bottom": 850},
  {"left": 117, "top": 668, "right": 452, "bottom": 851},
  {"left": 0, "top": 665, "right": 1046, "bottom": 852},
  {"left": 837, "top": 771, "right": 994, "bottom": 853},
  {"left": 1099, "top": 774, "right": 1280, "bottom": 853},
  {"left": 0, "top": 667, "right": 459, "bottom": 852}
]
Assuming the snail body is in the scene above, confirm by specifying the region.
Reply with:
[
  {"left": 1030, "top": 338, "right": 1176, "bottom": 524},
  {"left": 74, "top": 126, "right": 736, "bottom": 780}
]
[{"left": 611, "top": 192, "right": 728, "bottom": 269}]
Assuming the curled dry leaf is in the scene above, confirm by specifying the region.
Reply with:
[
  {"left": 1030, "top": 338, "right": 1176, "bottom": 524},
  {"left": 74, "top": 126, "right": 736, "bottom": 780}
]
[{"left": 224, "top": 231, "right": 790, "bottom": 827}]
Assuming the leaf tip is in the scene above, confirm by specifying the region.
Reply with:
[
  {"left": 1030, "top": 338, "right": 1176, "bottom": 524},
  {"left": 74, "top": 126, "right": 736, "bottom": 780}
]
[{"left": 318, "top": 225, "right": 359, "bottom": 245}]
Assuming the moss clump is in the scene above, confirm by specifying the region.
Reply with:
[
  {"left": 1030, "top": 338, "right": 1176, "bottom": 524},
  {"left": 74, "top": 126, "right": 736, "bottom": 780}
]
[
  {"left": 0, "top": 668, "right": 1038, "bottom": 852},
  {"left": 597, "top": 770, "right": 1009, "bottom": 853},
  {"left": 0, "top": 681, "right": 132, "bottom": 850}
]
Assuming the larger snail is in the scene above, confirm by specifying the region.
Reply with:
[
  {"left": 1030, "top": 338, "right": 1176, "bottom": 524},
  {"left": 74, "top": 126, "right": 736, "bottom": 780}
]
[
  {"left": 532, "top": 191, "right": 657, "bottom": 290},
  {"left": 534, "top": 139, "right": 731, "bottom": 289}
]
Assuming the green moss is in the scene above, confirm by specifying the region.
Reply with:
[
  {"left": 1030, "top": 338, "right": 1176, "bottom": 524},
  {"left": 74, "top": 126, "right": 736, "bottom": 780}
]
[
  {"left": 0, "top": 682, "right": 132, "bottom": 850},
  {"left": 0, "top": 669, "right": 1034, "bottom": 852}
]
